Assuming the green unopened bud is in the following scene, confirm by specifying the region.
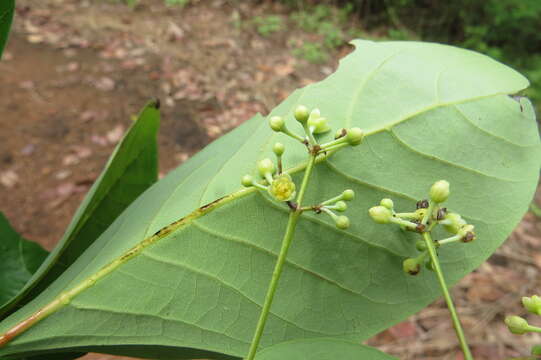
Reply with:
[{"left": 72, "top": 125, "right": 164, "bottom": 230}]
[
  {"left": 442, "top": 212, "right": 466, "bottom": 234},
  {"left": 335, "top": 215, "right": 350, "bottom": 229},
  {"left": 380, "top": 198, "right": 394, "bottom": 210},
  {"left": 335, "top": 128, "right": 347, "bottom": 139},
  {"left": 369, "top": 206, "right": 392, "bottom": 224},
  {"left": 269, "top": 116, "right": 285, "bottom": 132},
  {"left": 531, "top": 345, "right": 541, "bottom": 356},
  {"left": 522, "top": 295, "right": 541, "bottom": 315},
  {"left": 505, "top": 315, "right": 530, "bottom": 335},
  {"left": 458, "top": 224, "right": 476, "bottom": 242},
  {"left": 342, "top": 189, "right": 355, "bottom": 201},
  {"left": 257, "top": 158, "right": 276, "bottom": 178},
  {"left": 415, "top": 239, "right": 427, "bottom": 252},
  {"left": 429, "top": 180, "right": 450, "bottom": 203},
  {"left": 268, "top": 173, "right": 296, "bottom": 201},
  {"left": 346, "top": 127, "right": 364, "bottom": 146},
  {"left": 403, "top": 258, "right": 420, "bottom": 275},
  {"left": 294, "top": 105, "right": 310, "bottom": 124},
  {"left": 273, "top": 142, "right": 285, "bottom": 156},
  {"left": 241, "top": 175, "right": 254, "bottom": 187},
  {"left": 334, "top": 201, "right": 347, "bottom": 212},
  {"left": 307, "top": 109, "right": 330, "bottom": 134},
  {"left": 425, "top": 259, "right": 436, "bottom": 272}
]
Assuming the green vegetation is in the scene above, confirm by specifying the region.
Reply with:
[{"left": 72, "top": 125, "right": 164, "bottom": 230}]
[
  {"left": 253, "top": 15, "right": 284, "bottom": 37},
  {"left": 284, "top": 0, "right": 541, "bottom": 102}
]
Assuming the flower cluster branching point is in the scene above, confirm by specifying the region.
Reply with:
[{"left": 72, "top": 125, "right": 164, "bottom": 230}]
[
  {"left": 240, "top": 105, "right": 365, "bottom": 215},
  {"left": 368, "top": 180, "right": 476, "bottom": 275},
  {"left": 245, "top": 105, "right": 367, "bottom": 360}
]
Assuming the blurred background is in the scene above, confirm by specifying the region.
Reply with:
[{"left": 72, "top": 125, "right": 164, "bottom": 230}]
[{"left": 0, "top": 0, "right": 540, "bottom": 359}]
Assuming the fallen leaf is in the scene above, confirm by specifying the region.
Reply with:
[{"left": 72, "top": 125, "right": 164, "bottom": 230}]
[
  {"left": 106, "top": 125, "right": 124, "bottom": 144},
  {"left": 0, "top": 170, "right": 19, "bottom": 188},
  {"left": 95, "top": 77, "right": 115, "bottom": 91}
]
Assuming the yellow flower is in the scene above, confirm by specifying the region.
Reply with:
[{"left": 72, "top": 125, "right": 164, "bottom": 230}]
[{"left": 268, "top": 174, "right": 296, "bottom": 201}]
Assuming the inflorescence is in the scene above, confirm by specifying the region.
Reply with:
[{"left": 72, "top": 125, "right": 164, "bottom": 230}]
[
  {"left": 368, "top": 180, "right": 477, "bottom": 275},
  {"left": 241, "top": 105, "right": 363, "bottom": 230},
  {"left": 505, "top": 295, "right": 541, "bottom": 356}
]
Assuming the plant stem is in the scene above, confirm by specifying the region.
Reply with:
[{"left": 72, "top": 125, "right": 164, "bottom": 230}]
[
  {"left": 422, "top": 232, "right": 473, "bottom": 360},
  {"left": 245, "top": 155, "right": 317, "bottom": 360}
]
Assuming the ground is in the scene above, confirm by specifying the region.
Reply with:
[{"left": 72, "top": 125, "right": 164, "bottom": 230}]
[{"left": 0, "top": 1, "right": 540, "bottom": 359}]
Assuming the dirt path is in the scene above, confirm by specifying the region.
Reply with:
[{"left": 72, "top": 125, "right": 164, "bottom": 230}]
[{"left": 1, "top": 1, "right": 540, "bottom": 359}]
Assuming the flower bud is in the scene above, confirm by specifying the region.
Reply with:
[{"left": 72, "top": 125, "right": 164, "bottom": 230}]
[
  {"left": 505, "top": 315, "right": 530, "bottom": 335},
  {"left": 403, "top": 258, "right": 420, "bottom": 275},
  {"left": 306, "top": 108, "right": 329, "bottom": 134},
  {"left": 334, "top": 128, "right": 346, "bottom": 139},
  {"left": 369, "top": 206, "right": 392, "bottom": 224},
  {"left": 429, "top": 180, "right": 450, "bottom": 203},
  {"left": 257, "top": 158, "right": 276, "bottom": 177},
  {"left": 346, "top": 127, "right": 364, "bottom": 146},
  {"left": 415, "top": 239, "right": 427, "bottom": 252},
  {"left": 334, "top": 201, "right": 347, "bottom": 212},
  {"left": 425, "top": 259, "right": 436, "bottom": 272},
  {"left": 241, "top": 175, "right": 254, "bottom": 187},
  {"left": 522, "top": 295, "right": 541, "bottom": 315},
  {"left": 269, "top": 116, "right": 285, "bottom": 132},
  {"left": 294, "top": 105, "right": 310, "bottom": 124},
  {"left": 273, "top": 142, "right": 285, "bottom": 156},
  {"left": 458, "top": 224, "right": 476, "bottom": 243},
  {"left": 335, "top": 215, "right": 350, "bottom": 230},
  {"left": 380, "top": 198, "right": 394, "bottom": 210},
  {"left": 443, "top": 212, "right": 466, "bottom": 234},
  {"left": 342, "top": 189, "right": 355, "bottom": 201}
]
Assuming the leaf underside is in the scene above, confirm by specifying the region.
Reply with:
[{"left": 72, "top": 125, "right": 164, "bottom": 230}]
[
  {"left": 255, "top": 338, "right": 397, "bottom": 360},
  {"left": 0, "top": 101, "right": 160, "bottom": 318},
  {"left": 0, "top": 40, "right": 539, "bottom": 360}
]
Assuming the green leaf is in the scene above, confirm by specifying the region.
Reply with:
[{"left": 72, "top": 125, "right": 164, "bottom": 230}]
[
  {"left": 0, "top": 40, "right": 539, "bottom": 359},
  {"left": 255, "top": 338, "right": 397, "bottom": 360},
  {"left": 0, "top": 213, "right": 48, "bottom": 306},
  {"left": 0, "top": 101, "right": 160, "bottom": 318},
  {"left": 0, "top": 0, "right": 14, "bottom": 59}
]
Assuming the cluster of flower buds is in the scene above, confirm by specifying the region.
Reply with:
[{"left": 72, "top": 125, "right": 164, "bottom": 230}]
[
  {"left": 301, "top": 189, "right": 355, "bottom": 229},
  {"left": 505, "top": 296, "right": 541, "bottom": 353},
  {"left": 368, "top": 180, "right": 476, "bottom": 275},
  {"left": 241, "top": 144, "right": 297, "bottom": 202},
  {"left": 268, "top": 105, "right": 364, "bottom": 152},
  {"left": 240, "top": 104, "right": 360, "bottom": 230}
]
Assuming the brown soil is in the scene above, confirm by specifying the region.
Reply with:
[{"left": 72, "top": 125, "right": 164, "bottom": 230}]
[{"left": 0, "top": 1, "right": 540, "bottom": 359}]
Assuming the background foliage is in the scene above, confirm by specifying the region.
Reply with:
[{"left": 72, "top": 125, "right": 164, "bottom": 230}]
[{"left": 279, "top": 0, "right": 541, "bottom": 102}]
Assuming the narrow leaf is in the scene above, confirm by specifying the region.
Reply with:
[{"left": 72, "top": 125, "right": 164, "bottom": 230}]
[
  {"left": 0, "top": 0, "right": 14, "bottom": 59},
  {"left": 0, "top": 213, "right": 47, "bottom": 306},
  {"left": 0, "top": 41, "right": 538, "bottom": 359},
  {"left": 256, "top": 338, "right": 397, "bottom": 360},
  {"left": 0, "top": 101, "right": 160, "bottom": 318}
]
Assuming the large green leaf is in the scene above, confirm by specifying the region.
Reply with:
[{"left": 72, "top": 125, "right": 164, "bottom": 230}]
[
  {"left": 255, "top": 338, "right": 397, "bottom": 360},
  {"left": 0, "top": 213, "right": 48, "bottom": 306},
  {"left": 0, "top": 40, "right": 539, "bottom": 359},
  {"left": 0, "top": 101, "right": 160, "bottom": 318},
  {"left": 0, "top": 0, "right": 14, "bottom": 59}
]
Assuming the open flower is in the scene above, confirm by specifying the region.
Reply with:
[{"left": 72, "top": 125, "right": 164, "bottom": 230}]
[{"left": 268, "top": 173, "right": 296, "bottom": 201}]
